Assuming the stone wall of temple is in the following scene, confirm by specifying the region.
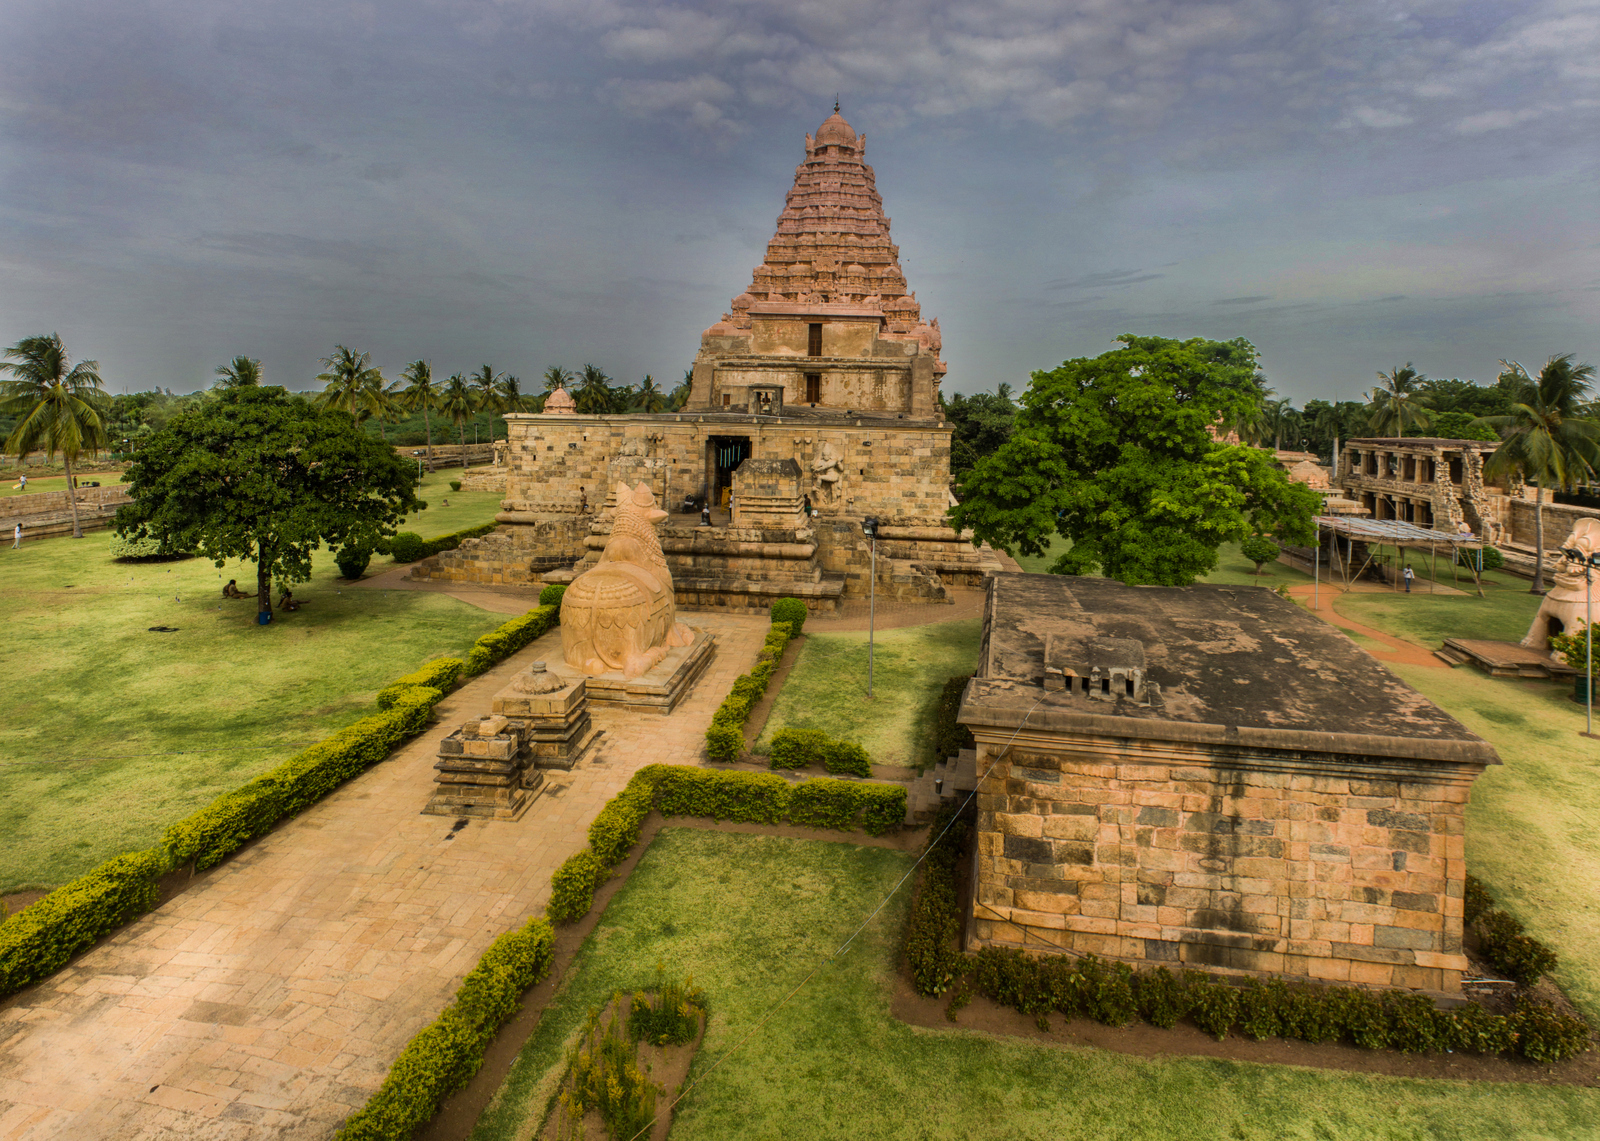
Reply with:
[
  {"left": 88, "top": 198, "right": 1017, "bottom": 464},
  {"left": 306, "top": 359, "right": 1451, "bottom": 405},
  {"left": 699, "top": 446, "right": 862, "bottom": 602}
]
[{"left": 968, "top": 733, "right": 1479, "bottom": 992}]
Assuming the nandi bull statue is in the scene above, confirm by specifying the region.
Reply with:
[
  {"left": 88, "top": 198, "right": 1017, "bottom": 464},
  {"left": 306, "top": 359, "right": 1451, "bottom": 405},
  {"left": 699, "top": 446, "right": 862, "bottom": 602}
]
[{"left": 560, "top": 481, "right": 694, "bottom": 677}]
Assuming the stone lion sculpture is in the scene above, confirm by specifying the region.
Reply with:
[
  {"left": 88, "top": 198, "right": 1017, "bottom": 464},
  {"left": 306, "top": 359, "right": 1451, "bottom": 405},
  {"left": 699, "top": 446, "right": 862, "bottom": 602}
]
[
  {"left": 1523, "top": 517, "right": 1600, "bottom": 658},
  {"left": 560, "top": 481, "right": 693, "bottom": 677}
]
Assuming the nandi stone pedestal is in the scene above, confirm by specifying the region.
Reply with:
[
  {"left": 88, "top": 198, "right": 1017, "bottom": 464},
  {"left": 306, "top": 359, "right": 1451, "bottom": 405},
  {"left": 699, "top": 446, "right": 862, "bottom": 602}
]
[
  {"left": 423, "top": 713, "right": 544, "bottom": 820},
  {"left": 490, "top": 661, "right": 601, "bottom": 770}
]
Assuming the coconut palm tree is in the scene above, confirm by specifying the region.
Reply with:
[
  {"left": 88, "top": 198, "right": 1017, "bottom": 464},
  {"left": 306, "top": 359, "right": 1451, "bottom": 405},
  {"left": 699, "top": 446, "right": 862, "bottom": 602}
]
[
  {"left": 314, "top": 345, "right": 386, "bottom": 426},
  {"left": 438, "top": 372, "right": 479, "bottom": 456},
  {"left": 669, "top": 367, "right": 693, "bottom": 410},
  {"left": 634, "top": 374, "right": 667, "bottom": 413},
  {"left": 542, "top": 365, "right": 574, "bottom": 393},
  {"left": 469, "top": 364, "right": 504, "bottom": 440},
  {"left": 497, "top": 373, "right": 526, "bottom": 414},
  {"left": 1367, "top": 364, "right": 1433, "bottom": 437},
  {"left": 0, "top": 333, "right": 110, "bottom": 538},
  {"left": 1483, "top": 355, "right": 1600, "bottom": 593},
  {"left": 575, "top": 363, "right": 614, "bottom": 414},
  {"left": 214, "top": 356, "right": 262, "bottom": 387},
  {"left": 398, "top": 360, "right": 439, "bottom": 467}
]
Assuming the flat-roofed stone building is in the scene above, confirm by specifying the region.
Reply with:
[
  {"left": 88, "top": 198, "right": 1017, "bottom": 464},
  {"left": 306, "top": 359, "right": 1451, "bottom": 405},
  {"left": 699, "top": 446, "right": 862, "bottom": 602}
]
[
  {"left": 961, "top": 574, "right": 1498, "bottom": 993},
  {"left": 1340, "top": 437, "right": 1498, "bottom": 535},
  {"left": 412, "top": 107, "right": 1001, "bottom": 609}
]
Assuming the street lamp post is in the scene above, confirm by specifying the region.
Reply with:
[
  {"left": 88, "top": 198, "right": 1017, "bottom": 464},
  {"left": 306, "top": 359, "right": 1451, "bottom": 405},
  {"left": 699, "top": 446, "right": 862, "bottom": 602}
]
[
  {"left": 862, "top": 517, "right": 879, "bottom": 699},
  {"left": 1561, "top": 545, "right": 1600, "bottom": 738}
]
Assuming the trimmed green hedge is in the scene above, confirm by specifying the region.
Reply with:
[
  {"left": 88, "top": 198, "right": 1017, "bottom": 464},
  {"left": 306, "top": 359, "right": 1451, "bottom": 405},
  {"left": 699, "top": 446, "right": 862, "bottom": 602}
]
[
  {"left": 389, "top": 521, "right": 500, "bottom": 564},
  {"left": 162, "top": 686, "right": 446, "bottom": 871},
  {"left": 769, "top": 727, "right": 871, "bottom": 777},
  {"left": 463, "top": 605, "right": 559, "bottom": 676},
  {"left": 377, "top": 658, "right": 464, "bottom": 710},
  {"left": 933, "top": 675, "right": 976, "bottom": 764},
  {"left": 539, "top": 583, "right": 567, "bottom": 607},
  {"left": 0, "top": 848, "right": 172, "bottom": 997},
  {"left": 547, "top": 851, "right": 604, "bottom": 924},
  {"left": 704, "top": 618, "right": 792, "bottom": 760},
  {"left": 770, "top": 597, "right": 807, "bottom": 636},
  {"left": 334, "top": 917, "right": 555, "bottom": 1140},
  {"left": 1466, "top": 874, "right": 1561, "bottom": 988}
]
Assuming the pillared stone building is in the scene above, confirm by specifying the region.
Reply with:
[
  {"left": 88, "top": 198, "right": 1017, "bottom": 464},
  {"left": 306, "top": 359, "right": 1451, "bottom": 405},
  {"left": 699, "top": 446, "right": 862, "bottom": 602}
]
[{"left": 415, "top": 108, "right": 1001, "bottom": 608}]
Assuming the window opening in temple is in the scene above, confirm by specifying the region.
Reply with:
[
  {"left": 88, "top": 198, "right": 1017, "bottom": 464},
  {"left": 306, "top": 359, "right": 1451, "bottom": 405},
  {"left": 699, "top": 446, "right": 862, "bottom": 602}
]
[
  {"left": 808, "top": 323, "right": 823, "bottom": 356},
  {"left": 805, "top": 373, "right": 821, "bottom": 403},
  {"left": 1449, "top": 457, "right": 1463, "bottom": 483},
  {"left": 722, "top": 393, "right": 731, "bottom": 407},
  {"left": 710, "top": 435, "right": 752, "bottom": 503}
]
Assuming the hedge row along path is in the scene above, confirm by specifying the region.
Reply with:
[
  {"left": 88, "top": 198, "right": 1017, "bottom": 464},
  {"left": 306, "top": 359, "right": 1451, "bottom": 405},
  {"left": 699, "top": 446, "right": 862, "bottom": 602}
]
[{"left": 0, "top": 613, "right": 770, "bottom": 1140}]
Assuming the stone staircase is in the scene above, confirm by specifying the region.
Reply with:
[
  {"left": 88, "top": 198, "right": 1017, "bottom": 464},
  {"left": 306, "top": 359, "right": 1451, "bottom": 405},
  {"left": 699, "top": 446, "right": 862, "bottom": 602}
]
[{"left": 903, "top": 748, "right": 979, "bottom": 825}]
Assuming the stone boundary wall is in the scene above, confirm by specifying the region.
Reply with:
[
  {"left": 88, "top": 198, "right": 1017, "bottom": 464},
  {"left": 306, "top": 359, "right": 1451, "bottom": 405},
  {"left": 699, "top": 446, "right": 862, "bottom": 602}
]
[
  {"left": 0, "top": 485, "right": 131, "bottom": 539},
  {"left": 456, "top": 465, "right": 506, "bottom": 492},
  {"left": 1506, "top": 498, "right": 1600, "bottom": 551},
  {"left": 970, "top": 734, "right": 1480, "bottom": 993}
]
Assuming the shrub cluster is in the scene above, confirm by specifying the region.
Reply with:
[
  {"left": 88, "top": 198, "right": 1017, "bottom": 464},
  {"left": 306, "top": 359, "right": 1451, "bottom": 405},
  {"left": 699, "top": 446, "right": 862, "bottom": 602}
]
[
  {"left": 905, "top": 853, "right": 1591, "bottom": 1063},
  {"left": 109, "top": 532, "right": 190, "bottom": 560},
  {"left": 463, "top": 605, "right": 559, "bottom": 676},
  {"left": 932, "top": 675, "right": 976, "bottom": 765},
  {"left": 388, "top": 521, "right": 499, "bottom": 564},
  {"left": 628, "top": 967, "right": 706, "bottom": 1047},
  {"left": 162, "top": 686, "right": 445, "bottom": 871},
  {"left": 903, "top": 803, "right": 971, "bottom": 998},
  {"left": 539, "top": 582, "right": 568, "bottom": 607},
  {"left": 767, "top": 727, "right": 872, "bottom": 777},
  {"left": 335, "top": 917, "right": 555, "bottom": 1140},
  {"left": 377, "top": 657, "right": 463, "bottom": 710},
  {"left": 704, "top": 618, "right": 794, "bottom": 761},
  {"left": 335, "top": 544, "right": 373, "bottom": 580},
  {"left": 769, "top": 596, "right": 808, "bottom": 637},
  {"left": 1466, "top": 874, "right": 1561, "bottom": 987},
  {"left": 0, "top": 848, "right": 171, "bottom": 997}
]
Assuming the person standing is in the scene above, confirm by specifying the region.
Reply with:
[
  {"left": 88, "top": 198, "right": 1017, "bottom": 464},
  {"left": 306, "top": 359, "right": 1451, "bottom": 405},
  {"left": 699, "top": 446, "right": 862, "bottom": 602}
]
[
  {"left": 17, "top": 474, "right": 26, "bottom": 491},
  {"left": 1403, "top": 563, "right": 1415, "bottom": 593},
  {"left": 11, "top": 522, "right": 21, "bottom": 548}
]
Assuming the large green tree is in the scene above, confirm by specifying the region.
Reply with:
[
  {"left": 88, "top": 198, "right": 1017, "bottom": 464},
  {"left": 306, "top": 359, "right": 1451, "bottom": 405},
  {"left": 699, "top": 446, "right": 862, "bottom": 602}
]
[
  {"left": 398, "top": 359, "right": 439, "bottom": 465},
  {"left": 214, "top": 356, "right": 262, "bottom": 388},
  {"left": 575, "top": 363, "right": 614, "bottom": 414},
  {"left": 0, "top": 333, "right": 110, "bottom": 538},
  {"left": 1366, "top": 364, "right": 1434, "bottom": 436},
  {"left": 314, "top": 345, "right": 386, "bottom": 429},
  {"left": 469, "top": 365, "right": 504, "bottom": 439},
  {"left": 438, "top": 373, "right": 478, "bottom": 452},
  {"left": 949, "top": 334, "right": 1320, "bottom": 586},
  {"left": 1483, "top": 354, "right": 1600, "bottom": 593},
  {"left": 114, "top": 386, "right": 422, "bottom": 622},
  {"left": 941, "top": 388, "right": 1016, "bottom": 482}
]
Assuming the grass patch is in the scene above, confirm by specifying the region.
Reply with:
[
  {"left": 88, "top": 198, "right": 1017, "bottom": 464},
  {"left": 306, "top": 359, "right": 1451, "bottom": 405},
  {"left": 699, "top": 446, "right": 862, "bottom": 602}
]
[
  {"left": 1391, "top": 663, "right": 1600, "bottom": 1023},
  {"left": 1, "top": 471, "right": 125, "bottom": 499},
  {"left": 753, "top": 619, "right": 981, "bottom": 767},
  {"left": 473, "top": 828, "right": 1600, "bottom": 1141},
  {"left": 1335, "top": 586, "right": 1544, "bottom": 649},
  {"left": 398, "top": 470, "right": 504, "bottom": 540},
  {"left": 1010, "top": 538, "right": 1316, "bottom": 590},
  {"left": 0, "top": 527, "right": 504, "bottom": 891}
]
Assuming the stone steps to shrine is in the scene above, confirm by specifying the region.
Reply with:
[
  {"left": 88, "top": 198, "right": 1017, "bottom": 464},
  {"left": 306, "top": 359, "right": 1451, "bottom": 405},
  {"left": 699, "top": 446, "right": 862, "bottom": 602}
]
[{"left": 903, "top": 748, "right": 978, "bottom": 825}]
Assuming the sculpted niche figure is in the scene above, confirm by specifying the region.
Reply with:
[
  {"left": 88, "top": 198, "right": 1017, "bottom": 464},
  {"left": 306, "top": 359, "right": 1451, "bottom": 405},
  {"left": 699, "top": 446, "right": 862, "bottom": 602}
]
[{"left": 561, "top": 481, "right": 694, "bottom": 677}]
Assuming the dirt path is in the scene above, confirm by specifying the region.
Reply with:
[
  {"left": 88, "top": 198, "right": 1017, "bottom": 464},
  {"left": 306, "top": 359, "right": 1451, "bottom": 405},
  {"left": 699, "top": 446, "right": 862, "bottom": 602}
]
[{"left": 1285, "top": 582, "right": 1445, "bottom": 669}]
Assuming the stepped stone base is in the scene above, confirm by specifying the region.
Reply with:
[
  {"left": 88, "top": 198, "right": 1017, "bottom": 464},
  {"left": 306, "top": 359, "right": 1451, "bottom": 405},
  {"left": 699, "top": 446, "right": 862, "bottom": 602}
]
[
  {"left": 422, "top": 714, "right": 544, "bottom": 820},
  {"left": 542, "top": 627, "right": 716, "bottom": 715},
  {"left": 491, "top": 666, "right": 603, "bottom": 771}
]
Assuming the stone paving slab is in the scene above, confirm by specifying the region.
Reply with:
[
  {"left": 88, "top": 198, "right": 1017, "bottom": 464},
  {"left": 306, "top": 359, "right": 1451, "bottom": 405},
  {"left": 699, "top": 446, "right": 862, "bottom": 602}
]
[{"left": 0, "top": 614, "right": 768, "bottom": 1140}]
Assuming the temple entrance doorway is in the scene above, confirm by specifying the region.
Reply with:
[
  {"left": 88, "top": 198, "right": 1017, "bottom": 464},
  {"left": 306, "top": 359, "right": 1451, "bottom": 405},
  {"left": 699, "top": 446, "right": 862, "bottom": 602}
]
[{"left": 707, "top": 435, "right": 751, "bottom": 509}]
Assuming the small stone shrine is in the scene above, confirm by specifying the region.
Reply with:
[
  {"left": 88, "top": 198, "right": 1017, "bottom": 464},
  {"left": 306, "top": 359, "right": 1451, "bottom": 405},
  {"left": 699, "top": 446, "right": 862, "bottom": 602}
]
[
  {"left": 423, "top": 713, "right": 543, "bottom": 821},
  {"left": 961, "top": 574, "right": 1499, "bottom": 993},
  {"left": 490, "top": 660, "right": 599, "bottom": 771},
  {"left": 409, "top": 106, "right": 1003, "bottom": 609}
]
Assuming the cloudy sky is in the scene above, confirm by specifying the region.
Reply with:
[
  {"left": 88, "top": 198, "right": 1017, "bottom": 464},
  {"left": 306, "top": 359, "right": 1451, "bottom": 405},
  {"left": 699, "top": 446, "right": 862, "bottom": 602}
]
[{"left": 2, "top": 0, "right": 1595, "bottom": 404}]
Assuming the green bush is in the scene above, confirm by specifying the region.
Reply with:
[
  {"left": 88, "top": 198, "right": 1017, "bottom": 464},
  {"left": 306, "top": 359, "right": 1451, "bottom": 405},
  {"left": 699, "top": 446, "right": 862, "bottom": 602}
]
[
  {"left": 109, "top": 532, "right": 190, "bottom": 559},
  {"left": 1240, "top": 535, "right": 1281, "bottom": 572},
  {"left": 770, "top": 597, "right": 807, "bottom": 637},
  {"left": 463, "top": 605, "right": 559, "bottom": 676},
  {"left": 769, "top": 727, "right": 828, "bottom": 770},
  {"left": 548, "top": 850, "right": 603, "bottom": 923},
  {"left": 587, "top": 772, "right": 661, "bottom": 867},
  {"left": 906, "top": 803, "right": 970, "bottom": 997},
  {"left": 335, "top": 917, "right": 553, "bottom": 1140},
  {"left": 1464, "top": 874, "right": 1493, "bottom": 925},
  {"left": 539, "top": 583, "right": 567, "bottom": 607},
  {"left": 1132, "top": 966, "right": 1192, "bottom": 1029},
  {"left": 449, "top": 479, "right": 462, "bottom": 492},
  {"left": 1186, "top": 974, "right": 1241, "bottom": 1040},
  {"left": 786, "top": 777, "right": 905, "bottom": 835},
  {"left": 1512, "top": 999, "right": 1593, "bottom": 1063},
  {"left": 335, "top": 545, "right": 373, "bottom": 579},
  {"left": 628, "top": 967, "right": 706, "bottom": 1047},
  {"left": 162, "top": 685, "right": 444, "bottom": 870},
  {"left": 0, "top": 847, "right": 172, "bottom": 998},
  {"left": 705, "top": 723, "right": 744, "bottom": 762},
  {"left": 376, "top": 658, "right": 463, "bottom": 710},
  {"left": 821, "top": 739, "right": 872, "bottom": 778},
  {"left": 1481, "top": 546, "right": 1505, "bottom": 570},
  {"left": 389, "top": 531, "right": 429, "bottom": 562},
  {"left": 1468, "top": 876, "right": 1561, "bottom": 987},
  {"left": 651, "top": 766, "right": 791, "bottom": 824},
  {"left": 933, "top": 675, "right": 976, "bottom": 764}
]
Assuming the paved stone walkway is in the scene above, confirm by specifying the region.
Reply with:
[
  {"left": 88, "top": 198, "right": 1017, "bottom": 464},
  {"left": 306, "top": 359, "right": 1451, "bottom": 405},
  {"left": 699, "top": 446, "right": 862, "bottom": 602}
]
[{"left": 0, "top": 615, "right": 768, "bottom": 1140}]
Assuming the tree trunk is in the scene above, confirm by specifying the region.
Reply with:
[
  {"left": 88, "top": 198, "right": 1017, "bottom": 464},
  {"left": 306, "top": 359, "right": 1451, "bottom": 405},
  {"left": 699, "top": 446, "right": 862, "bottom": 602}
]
[
  {"left": 424, "top": 407, "right": 433, "bottom": 470},
  {"left": 257, "top": 540, "right": 273, "bottom": 624},
  {"left": 1532, "top": 479, "right": 1546, "bottom": 594},
  {"left": 64, "top": 452, "right": 82, "bottom": 538},
  {"left": 458, "top": 423, "right": 466, "bottom": 459}
]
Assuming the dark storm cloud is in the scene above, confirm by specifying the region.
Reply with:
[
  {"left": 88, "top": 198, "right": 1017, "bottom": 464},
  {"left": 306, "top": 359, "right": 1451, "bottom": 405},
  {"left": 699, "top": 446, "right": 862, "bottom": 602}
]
[{"left": 0, "top": 0, "right": 1595, "bottom": 400}]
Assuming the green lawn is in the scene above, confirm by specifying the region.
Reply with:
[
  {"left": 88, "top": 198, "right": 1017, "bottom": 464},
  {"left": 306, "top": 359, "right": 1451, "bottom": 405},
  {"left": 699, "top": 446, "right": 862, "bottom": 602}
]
[
  {"left": 1335, "top": 578, "right": 1545, "bottom": 648},
  {"left": 473, "top": 829, "right": 1600, "bottom": 1141},
  {"left": 0, "top": 527, "right": 506, "bottom": 891},
  {"left": 397, "top": 469, "right": 505, "bottom": 540},
  {"left": 753, "top": 619, "right": 982, "bottom": 767},
  {"left": 1010, "top": 537, "right": 1316, "bottom": 589},
  {"left": 0, "top": 471, "right": 125, "bottom": 498}
]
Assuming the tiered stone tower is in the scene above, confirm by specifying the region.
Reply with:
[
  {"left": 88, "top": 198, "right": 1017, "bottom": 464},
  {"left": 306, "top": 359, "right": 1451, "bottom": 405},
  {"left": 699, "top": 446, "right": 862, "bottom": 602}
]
[{"left": 414, "top": 108, "right": 1002, "bottom": 609}]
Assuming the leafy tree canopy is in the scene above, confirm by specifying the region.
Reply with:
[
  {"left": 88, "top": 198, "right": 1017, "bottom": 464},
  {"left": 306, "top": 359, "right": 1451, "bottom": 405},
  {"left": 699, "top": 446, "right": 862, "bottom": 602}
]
[
  {"left": 949, "top": 334, "right": 1320, "bottom": 586},
  {"left": 941, "top": 388, "right": 1016, "bottom": 481},
  {"left": 114, "top": 386, "right": 424, "bottom": 618}
]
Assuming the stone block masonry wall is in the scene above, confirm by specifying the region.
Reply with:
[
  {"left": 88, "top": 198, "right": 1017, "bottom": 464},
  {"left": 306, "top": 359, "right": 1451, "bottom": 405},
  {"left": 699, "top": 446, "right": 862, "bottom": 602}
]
[
  {"left": 0, "top": 484, "right": 132, "bottom": 539},
  {"left": 971, "top": 737, "right": 1478, "bottom": 993}
]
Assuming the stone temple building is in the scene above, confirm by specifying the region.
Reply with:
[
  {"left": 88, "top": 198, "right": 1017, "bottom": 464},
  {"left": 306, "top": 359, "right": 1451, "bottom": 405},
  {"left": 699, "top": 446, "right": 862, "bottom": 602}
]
[
  {"left": 414, "top": 108, "right": 1001, "bottom": 610},
  {"left": 1340, "top": 437, "right": 1499, "bottom": 536},
  {"left": 960, "top": 574, "right": 1498, "bottom": 993}
]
